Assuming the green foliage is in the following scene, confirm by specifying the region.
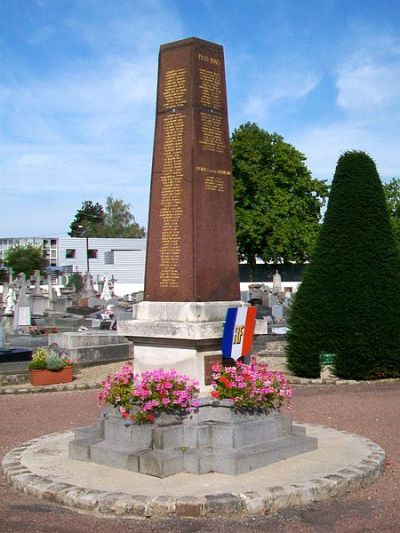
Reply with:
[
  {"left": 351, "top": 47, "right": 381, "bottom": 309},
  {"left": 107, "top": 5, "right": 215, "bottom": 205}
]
[
  {"left": 3, "top": 244, "right": 46, "bottom": 278},
  {"left": 46, "top": 354, "right": 66, "bottom": 370},
  {"left": 68, "top": 197, "right": 145, "bottom": 238},
  {"left": 28, "top": 359, "right": 47, "bottom": 370},
  {"left": 29, "top": 347, "right": 48, "bottom": 370},
  {"left": 383, "top": 178, "right": 400, "bottom": 248},
  {"left": 101, "top": 196, "right": 146, "bottom": 237},
  {"left": 231, "top": 123, "right": 328, "bottom": 279},
  {"left": 68, "top": 201, "right": 105, "bottom": 237},
  {"left": 66, "top": 272, "right": 83, "bottom": 292},
  {"left": 287, "top": 151, "right": 400, "bottom": 380}
]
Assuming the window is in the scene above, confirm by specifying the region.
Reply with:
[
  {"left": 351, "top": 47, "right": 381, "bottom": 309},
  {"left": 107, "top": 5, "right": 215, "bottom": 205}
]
[
  {"left": 66, "top": 249, "right": 76, "bottom": 259},
  {"left": 88, "top": 249, "right": 98, "bottom": 259}
]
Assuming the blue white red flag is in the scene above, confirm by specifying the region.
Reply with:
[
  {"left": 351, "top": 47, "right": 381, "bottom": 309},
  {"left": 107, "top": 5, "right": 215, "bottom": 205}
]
[{"left": 222, "top": 307, "right": 257, "bottom": 360}]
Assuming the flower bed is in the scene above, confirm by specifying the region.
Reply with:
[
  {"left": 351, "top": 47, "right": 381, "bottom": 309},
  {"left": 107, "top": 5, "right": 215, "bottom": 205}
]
[
  {"left": 97, "top": 364, "right": 199, "bottom": 424},
  {"left": 211, "top": 358, "right": 292, "bottom": 413}
]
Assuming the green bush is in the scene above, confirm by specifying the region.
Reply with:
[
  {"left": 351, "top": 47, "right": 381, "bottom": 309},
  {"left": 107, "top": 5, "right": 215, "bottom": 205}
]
[
  {"left": 287, "top": 151, "right": 400, "bottom": 379},
  {"left": 29, "top": 359, "right": 47, "bottom": 370},
  {"left": 46, "top": 354, "right": 66, "bottom": 370}
]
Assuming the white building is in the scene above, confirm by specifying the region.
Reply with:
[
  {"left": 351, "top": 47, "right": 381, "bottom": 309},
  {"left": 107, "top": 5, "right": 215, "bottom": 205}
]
[
  {"left": 0, "top": 237, "right": 303, "bottom": 297},
  {"left": 0, "top": 237, "right": 146, "bottom": 296}
]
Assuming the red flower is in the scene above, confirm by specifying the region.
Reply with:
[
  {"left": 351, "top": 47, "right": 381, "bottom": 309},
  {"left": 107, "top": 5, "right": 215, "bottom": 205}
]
[
  {"left": 211, "top": 390, "right": 220, "bottom": 398},
  {"left": 146, "top": 414, "right": 155, "bottom": 422},
  {"left": 121, "top": 412, "right": 128, "bottom": 419},
  {"left": 130, "top": 414, "right": 135, "bottom": 421}
]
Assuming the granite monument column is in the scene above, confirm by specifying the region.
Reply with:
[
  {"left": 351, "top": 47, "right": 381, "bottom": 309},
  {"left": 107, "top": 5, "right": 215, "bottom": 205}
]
[{"left": 120, "top": 38, "right": 245, "bottom": 387}]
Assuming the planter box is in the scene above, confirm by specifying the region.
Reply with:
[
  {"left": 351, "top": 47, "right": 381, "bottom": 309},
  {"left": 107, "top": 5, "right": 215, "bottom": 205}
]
[
  {"left": 70, "top": 398, "right": 318, "bottom": 477},
  {"left": 29, "top": 366, "right": 73, "bottom": 386}
]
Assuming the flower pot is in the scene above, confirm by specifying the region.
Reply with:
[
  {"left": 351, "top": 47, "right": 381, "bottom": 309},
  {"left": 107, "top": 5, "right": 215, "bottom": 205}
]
[{"left": 29, "top": 366, "right": 73, "bottom": 386}]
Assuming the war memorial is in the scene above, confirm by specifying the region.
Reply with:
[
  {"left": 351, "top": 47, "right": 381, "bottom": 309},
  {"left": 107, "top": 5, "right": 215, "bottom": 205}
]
[{"left": 1, "top": 38, "right": 385, "bottom": 519}]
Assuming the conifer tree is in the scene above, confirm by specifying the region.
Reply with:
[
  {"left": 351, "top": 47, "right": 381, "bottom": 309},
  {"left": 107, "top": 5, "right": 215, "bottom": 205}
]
[{"left": 287, "top": 151, "right": 400, "bottom": 379}]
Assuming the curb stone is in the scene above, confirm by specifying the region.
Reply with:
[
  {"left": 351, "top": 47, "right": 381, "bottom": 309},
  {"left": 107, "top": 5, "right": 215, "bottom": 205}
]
[
  {"left": 1, "top": 424, "right": 385, "bottom": 519},
  {"left": 1, "top": 375, "right": 400, "bottom": 395}
]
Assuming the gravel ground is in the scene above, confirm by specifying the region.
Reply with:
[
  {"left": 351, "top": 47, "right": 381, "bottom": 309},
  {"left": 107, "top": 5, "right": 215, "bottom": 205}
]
[{"left": 0, "top": 382, "right": 399, "bottom": 532}]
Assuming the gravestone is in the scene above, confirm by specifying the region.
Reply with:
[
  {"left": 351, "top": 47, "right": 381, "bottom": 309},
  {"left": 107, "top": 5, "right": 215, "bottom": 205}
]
[
  {"left": 272, "top": 304, "right": 284, "bottom": 323},
  {"left": 120, "top": 38, "right": 245, "bottom": 387},
  {"left": 30, "top": 270, "right": 47, "bottom": 315},
  {"left": 13, "top": 274, "right": 31, "bottom": 330}
]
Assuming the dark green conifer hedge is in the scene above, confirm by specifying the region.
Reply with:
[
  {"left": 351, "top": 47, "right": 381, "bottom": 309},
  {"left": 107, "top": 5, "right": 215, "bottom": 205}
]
[{"left": 287, "top": 151, "right": 400, "bottom": 379}]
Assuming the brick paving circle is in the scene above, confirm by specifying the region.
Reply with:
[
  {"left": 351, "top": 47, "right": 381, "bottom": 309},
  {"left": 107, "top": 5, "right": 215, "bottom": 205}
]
[
  {"left": 0, "top": 382, "right": 399, "bottom": 531},
  {"left": 2, "top": 423, "right": 385, "bottom": 518}
]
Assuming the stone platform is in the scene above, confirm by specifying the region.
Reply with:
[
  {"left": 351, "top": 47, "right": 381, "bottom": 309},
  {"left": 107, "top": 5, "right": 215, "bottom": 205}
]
[
  {"left": 2, "top": 423, "right": 385, "bottom": 518},
  {"left": 69, "top": 399, "right": 317, "bottom": 477}
]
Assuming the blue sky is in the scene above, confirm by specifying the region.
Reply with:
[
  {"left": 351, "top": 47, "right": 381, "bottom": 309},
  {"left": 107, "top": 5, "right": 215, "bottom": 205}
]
[{"left": 1, "top": 0, "right": 400, "bottom": 237}]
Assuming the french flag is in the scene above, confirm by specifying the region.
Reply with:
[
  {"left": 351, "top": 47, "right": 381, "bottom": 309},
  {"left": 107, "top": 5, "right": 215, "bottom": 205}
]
[{"left": 222, "top": 307, "right": 257, "bottom": 360}]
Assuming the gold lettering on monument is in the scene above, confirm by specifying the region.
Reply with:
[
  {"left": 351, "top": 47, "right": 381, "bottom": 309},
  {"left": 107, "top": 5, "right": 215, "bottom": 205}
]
[
  {"left": 163, "top": 69, "right": 187, "bottom": 108},
  {"left": 195, "top": 166, "right": 231, "bottom": 176},
  {"left": 159, "top": 112, "right": 185, "bottom": 288},
  {"left": 204, "top": 176, "right": 225, "bottom": 192},
  {"left": 198, "top": 53, "right": 221, "bottom": 66},
  {"left": 199, "top": 112, "right": 224, "bottom": 153},
  {"left": 199, "top": 68, "right": 222, "bottom": 109}
]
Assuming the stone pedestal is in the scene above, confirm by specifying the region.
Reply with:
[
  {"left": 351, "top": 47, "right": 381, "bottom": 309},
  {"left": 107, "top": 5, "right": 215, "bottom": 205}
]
[
  {"left": 70, "top": 398, "right": 318, "bottom": 478},
  {"left": 119, "top": 300, "right": 246, "bottom": 387}
]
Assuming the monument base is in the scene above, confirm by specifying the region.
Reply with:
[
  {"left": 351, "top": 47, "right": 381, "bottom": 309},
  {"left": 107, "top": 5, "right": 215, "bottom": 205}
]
[
  {"left": 69, "top": 398, "right": 318, "bottom": 478},
  {"left": 118, "top": 301, "right": 246, "bottom": 387}
]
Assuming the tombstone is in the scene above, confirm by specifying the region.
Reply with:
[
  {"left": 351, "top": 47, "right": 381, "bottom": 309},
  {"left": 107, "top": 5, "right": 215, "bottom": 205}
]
[
  {"left": 272, "top": 270, "right": 282, "bottom": 294},
  {"left": 271, "top": 304, "right": 284, "bottom": 323},
  {"left": 13, "top": 273, "right": 31, "bottom": 330},
  {"left": 269, "top": 292, "right": 279, "bottom": 308},
  {"left": 33, "top": 270, "right": 43, "bottom": 296},
  {"left": 119, "top": 37, "right": 245, "bottom": 388},
  {"left": 29, "top": 270, "right": 48, "bottom": 316},
  {"left": 1, "top": 282, "right": 9, "bottom": 307},
  {"left": 0, "top": 323, "right": 5, "bottom": 348},
  {"left": 100, "top": 276, "right": 113, "bottom": 302}
]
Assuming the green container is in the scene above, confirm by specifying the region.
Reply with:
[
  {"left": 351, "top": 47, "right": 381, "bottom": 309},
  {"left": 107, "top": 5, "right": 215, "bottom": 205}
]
[{"left": 320, "top": 352, "right": 336, "bottom": 366}]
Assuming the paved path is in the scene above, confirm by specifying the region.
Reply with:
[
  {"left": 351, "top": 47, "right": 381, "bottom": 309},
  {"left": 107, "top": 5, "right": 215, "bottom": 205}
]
[{"left": 0, "top": 382, "right": 399, "bottom": 532}]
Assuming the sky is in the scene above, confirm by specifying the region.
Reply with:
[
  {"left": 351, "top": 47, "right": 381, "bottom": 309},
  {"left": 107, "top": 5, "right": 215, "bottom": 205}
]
[{"left": 1, "top": 0, "right": 400, "bottom": 237}]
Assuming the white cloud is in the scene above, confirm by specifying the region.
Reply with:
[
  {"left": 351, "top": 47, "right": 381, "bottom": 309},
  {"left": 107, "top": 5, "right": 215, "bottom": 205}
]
[
  {"left": 293, "top": 120, "right": 400, "bottom": 182},
  {"left": 242, "top": 69, "right": 320, "bottom": 121},
  {"left": 336, "top": 63, "right": 400, "bottom": 115}
]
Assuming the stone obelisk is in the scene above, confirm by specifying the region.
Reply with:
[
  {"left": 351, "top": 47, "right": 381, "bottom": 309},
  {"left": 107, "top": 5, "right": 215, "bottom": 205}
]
[
  {"left": 144, "top": 37, "right": 240, "bottom": 302},
  {"left": 120, "top": 38, "right": 245, "bottom": 387}
]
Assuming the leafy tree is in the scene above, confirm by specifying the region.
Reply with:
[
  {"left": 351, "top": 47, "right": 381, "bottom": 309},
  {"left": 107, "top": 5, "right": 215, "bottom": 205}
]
[
  {"left": 68, "top": 201, "right": 105, "bottom": 237},
  {"left": 383, "top": 177, "right": 400, "bottom": 248},
  {"left": 287, "top": 151, "right": 400, "bottom": 379},
  {"left": 68, "top": 197, "right": 145, "bottom": 238},
  {"left": 101, "top": 196, "right": 146, "bottom": 238},
  {"left": 3, "top": 244, "right": 46, "bottom": 278},
  {"left": 231, "top": 123, "right": 328, "bottom": 280}
]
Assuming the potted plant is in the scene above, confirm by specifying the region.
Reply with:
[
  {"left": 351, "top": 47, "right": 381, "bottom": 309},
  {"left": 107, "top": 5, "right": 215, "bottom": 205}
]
[
  {"left": 29, "top": 347, "right": 73, "bottom": 386},
  {"left": 97, "top": 363, "right": 200, "bottom": 424}
]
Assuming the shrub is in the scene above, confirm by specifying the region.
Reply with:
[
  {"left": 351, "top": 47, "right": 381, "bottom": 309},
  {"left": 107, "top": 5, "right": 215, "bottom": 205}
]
[
  {"left": 287, "top": 151, "right": 400, "bottom": 379},
  {"left": 28, "top": 346, "right": 72, "bottom": 371}
]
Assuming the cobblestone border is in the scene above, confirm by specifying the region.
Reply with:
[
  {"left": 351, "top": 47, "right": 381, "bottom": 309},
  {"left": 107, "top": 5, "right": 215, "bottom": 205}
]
[
  {"left": 0, "top": 380, "right": 102, "bottom": 395},
  {"left": 1, "top": 425, "right": 385, "bottom": 518}
]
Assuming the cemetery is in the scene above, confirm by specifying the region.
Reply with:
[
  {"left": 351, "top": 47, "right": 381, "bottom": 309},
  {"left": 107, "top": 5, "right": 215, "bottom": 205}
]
[{"left": 0, "top": 37, "right": 392, "bottom": 524}]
